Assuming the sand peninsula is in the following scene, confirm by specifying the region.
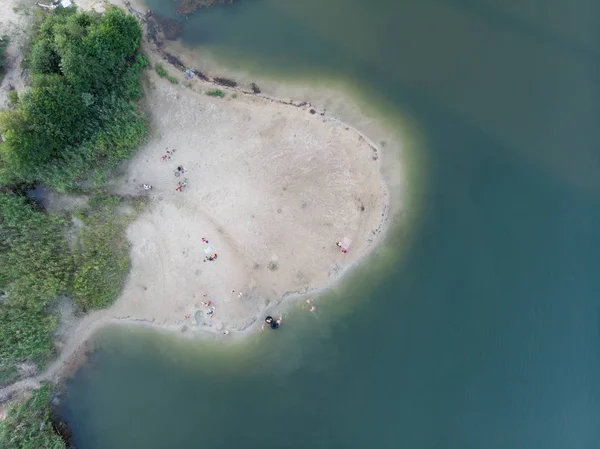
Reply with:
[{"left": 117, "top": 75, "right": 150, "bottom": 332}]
[{"left": 0, "top": 0, "right": 401, "bottom": 399}]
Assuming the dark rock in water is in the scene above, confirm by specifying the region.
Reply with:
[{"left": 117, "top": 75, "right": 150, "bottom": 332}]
[
  {"left": 250, "top": 82, "right": 261, "bottom": 94},
  {"left": 176, "top": 0, "right": 233, "bottom": 17},
  {"left": 26, "top": 185, "right": 50, "bottom": 209},
  {"left": 214, "top": 77, "right": 238, "bottom": 87},
  {"left": 193, "top": 69, "right": 209, "bottom": 81},
  {"left": 152, "top": 14, "right": 185, "bottom": 41}
]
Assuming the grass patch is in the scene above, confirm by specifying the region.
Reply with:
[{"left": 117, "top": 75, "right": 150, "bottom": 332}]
[
  {"left": 70, "top": 196, "right": 141, "bottom": 310},
  {"left": 0, "top": 384, "right": 66, "bottom": 449},
  {"left": 155, "top": 62, "right": 178, "bottom": 84},
  {"left": 0, "top": 194, "right": 71, "bottom": 383},
  {"left": 206, "top": 89, "right": 225, "bottom": 98},
  {"left": 155, "top": 62, "right": 168, "bottom": 77},
  {"left": 231, "top": 93, "right": 237, "bottom": 99}
]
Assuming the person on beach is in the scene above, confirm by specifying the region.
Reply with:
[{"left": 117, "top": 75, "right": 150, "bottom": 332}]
[
  {"left": 143, "top": 184, "right": 152, "bottom": 190},
  {"left": 161, "top": 155, "right": 168, "bottom": 162},
  {"left": 208, "top": 253, "right": 217, "bottom": 261},
  {"left": 175, "top": 185, "right": 182, "bottom": 192},
  {"left": 202, "top": 237, "right": 209, "bottom": 243}
]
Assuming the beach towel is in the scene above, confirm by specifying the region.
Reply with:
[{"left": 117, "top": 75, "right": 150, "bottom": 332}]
[
  {"left": 204, "top": 246, "right": 214, "bottom": 254},
  {"left": 341, "top": 237, "right": 351, "bottom": 251}
]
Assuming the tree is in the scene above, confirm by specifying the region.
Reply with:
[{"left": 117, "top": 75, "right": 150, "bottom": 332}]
[{"left": 0, "top": 7, "right": 147, "bottom": 190}]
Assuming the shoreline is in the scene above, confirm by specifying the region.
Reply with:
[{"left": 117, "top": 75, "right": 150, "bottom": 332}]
[{"left": 0, "top": 0, "right": 405, "bottom": 402}]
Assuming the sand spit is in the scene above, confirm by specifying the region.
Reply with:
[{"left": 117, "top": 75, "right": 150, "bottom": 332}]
[{"left": 0, "top": 0, "right": 403, "bottom": 400}]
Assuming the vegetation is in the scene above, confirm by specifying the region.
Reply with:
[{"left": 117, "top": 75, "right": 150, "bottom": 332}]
[
  {"left": 0, "top": 194, "right": 71, "bottom": 382},
  {"left": 0, "top": 35, "right": 8, "bottom": 83},
  {"left": 0, "top": 8, "right": 148, "bottom": 384},
  {"left": 155, "top": 62, "right": 178, "bottom": 84},
  {"left": 231, "top": 93, "right": 237, "bottom": 99},
  {"left": 0, "top": 384, "right": 66, "bottom": 449},
  {"left": 71, "top": 196, "right": 140, "bottom": 310},
  {"left": 206, "top": 89, "right": 225, "bottom": 98},
  {"left": 0, "top": 7, "right": 147, "bottom": 191},
  {"left": 0, "top": 8, "right": 151, "bottom": 448}
]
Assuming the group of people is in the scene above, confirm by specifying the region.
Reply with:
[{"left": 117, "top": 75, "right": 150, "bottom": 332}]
[
  {"left": 158, "top": 148, "right": 191, "bottom": 192},
  {"left": 264, "top": 316, "right": 281, "bottom": 330}
]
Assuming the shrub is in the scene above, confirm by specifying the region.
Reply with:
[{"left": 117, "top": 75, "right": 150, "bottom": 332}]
[
  {"left": 0, "top": 194, "right": 71, "bottom": 311},
  {"left": 0, "top": 307, "right": 57, "bottom": 383},
  {"left": 0, "top": 35, "right": 9, "bottom": 74},
  {"left": 0, "top": 384, "right": 66, "bottom": 449},
  {"left": 206, "top": 89, "right": 225, "bottom": 98},
  {"left": 70, "top": 198, "right": 139, "bottom": 310},
  {"left": 0, "top": 8, "right": 147, "bottom": 191},
  {"left": 156, "top": 63, "right": 178, "bottom": 84},
  {"left": 155, "top": 62, "right": 168, "bottom": 77}
]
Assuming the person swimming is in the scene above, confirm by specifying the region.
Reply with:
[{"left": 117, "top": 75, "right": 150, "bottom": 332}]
[
  {"left": 265, "top": 316, "right": 273, "bottom": 324},
  {"left": 270, "top": 321, "right": 279, "bottom": 329}
]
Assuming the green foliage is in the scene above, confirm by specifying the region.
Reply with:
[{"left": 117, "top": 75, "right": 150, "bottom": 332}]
[
  {"left": 231, "top": 93, "right": 237, "bottom": 99},
  {"left": 155, "top": 62, "right": 178, "bottom": 84},
  {"left": 70, "top": 198, "right": 136, "bottom": 310},
  {"left": 7, "top": 89, "right": 19, "bottom": 106},
  {"left": 0, "top": 194, "right": 71, "bottom": 310},
  {"left": 0, "top": 35, "right": 8, "bottom": 86},
  {"left": 0, "top": 35, "right": 8, "bottom": 72},
  {"left": 0, "top": 8, "right": 147, "bottom": 191},
  {"left": 0, "top": 384, "right": 66, "bottom": 449},
  {"left": 0, "top": 194, "right": 70, "bottom": 382},
  {"left": 155, "top": 62, "right": 168, "bottom": 77},
  {"left": 0, "top": 308, "right": 57, "bottom": 383},
  {"left": 206, "top": 89, "right": 225, "bottom": 98}
]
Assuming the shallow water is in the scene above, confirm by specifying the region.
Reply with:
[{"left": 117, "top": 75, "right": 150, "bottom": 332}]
[{"left": 61, "top": 1, "right": 600, "bottom": 448}]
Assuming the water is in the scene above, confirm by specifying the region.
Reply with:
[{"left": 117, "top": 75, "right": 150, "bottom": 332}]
[{"left": 61, "top": 1, "right": 600, "bottom": 448}]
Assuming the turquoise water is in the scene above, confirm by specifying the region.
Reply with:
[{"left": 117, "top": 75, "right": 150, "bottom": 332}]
[{"left": 61, "top": 1, "right": 600, "bottom": 448}]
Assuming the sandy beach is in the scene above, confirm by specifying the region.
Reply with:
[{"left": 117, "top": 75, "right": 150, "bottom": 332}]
[{"left": 0, "top": 0, "right": 403, "bottom": 400}]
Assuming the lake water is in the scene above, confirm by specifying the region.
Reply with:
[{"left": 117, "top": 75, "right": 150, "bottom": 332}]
[{"left": 60, "top": 1, "right": 600, "bottom": 448}]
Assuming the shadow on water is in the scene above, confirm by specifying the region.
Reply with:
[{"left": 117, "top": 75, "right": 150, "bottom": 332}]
[{"left": 25, "top": 185, "right": 50, "bottom": 209}]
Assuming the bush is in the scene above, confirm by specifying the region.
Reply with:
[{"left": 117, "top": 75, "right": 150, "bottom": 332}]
[
  {"left": 0, "top": 194, "right": 71, "bottom": 311},
  {"left": 0, "top": 194, "right": 70, "bottom": 382},
  {"left": 70, "top": 198, "right": 136, "bottom": 310},
  {"left": 0, "top": 35, "right": 9, "bottom": 75},
  {"left": 155, "top": 62, "right": 168, "bottom": 77},
  {"left": 0, "top": 384, "right": 66, "bottom": 449},
  {"left": 155, "top": 62, "right": 178, "bottom": 84},
  {"left": 0, "top": 8, "right": 147, "bottom": 191},
  {"left": 206, "top": 89, "right": 225, "bottom": 98},
  {"left": 0, "top": 307, "right": 57, "bottom": 383}
]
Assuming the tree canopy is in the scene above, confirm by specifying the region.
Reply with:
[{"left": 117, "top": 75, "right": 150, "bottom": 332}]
[{"left": 0, "top": 7, "right": 147, "bottom": 190}]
